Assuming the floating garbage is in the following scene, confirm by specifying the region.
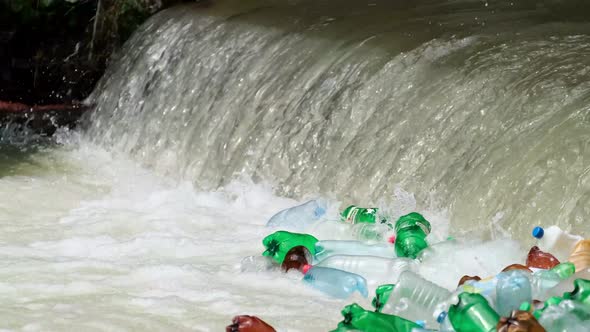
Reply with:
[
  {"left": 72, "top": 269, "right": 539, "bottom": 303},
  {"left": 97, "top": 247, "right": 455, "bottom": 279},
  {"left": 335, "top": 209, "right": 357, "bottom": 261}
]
[{"left": 238, "top": 201, "right": 590, "bottom": 332}]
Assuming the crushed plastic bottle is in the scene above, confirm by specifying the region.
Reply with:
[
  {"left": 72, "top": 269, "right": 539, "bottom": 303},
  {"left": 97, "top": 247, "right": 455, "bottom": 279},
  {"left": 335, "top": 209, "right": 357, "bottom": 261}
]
[
  {"left": 262, "top": 231, "right": 318, "bottom": 264},
  {"left": 315, "top": 255, "right": 417, "bottom": 286},
  {"left": 314, "top": 240, "right": 395, "bottom": 262},
  {"left": 380, "top": 270, "right": 451, "bottom": 327},
  {"left": 266, "top": 199, "right": 327, "bottom": 230},
  {"left": 331, "top": 303, "right": 421, "bottom": 332},
  {"left": 546, "top": 269, "right": 590, "bottom": 298},
  {"left": 302, "top": 266, "right": 368, "bottom": 299},
  {"left": 281, "top": 246, "right": 312, "bottom": 272},
  {"left": 563, "top": 278, "right": 590, "bottom": 305},
  {"left": 496, "top": 270, "right": 532, "bottom": 317},
  {"left": 531, "top": 226, "right": 583, "bottom": 262},
  {"left": 448, "top": 292, "right": 499, "bottom": 332},
  {"left": 567, "top": 239, "right": 590, "bottom": 273},
  {"left": 526, "top": 246, "right": 560, "bottom": 270},
  {"left": 394, "top": 212, "right": 432, "bottom": 259},
  {"left": 373, "top": 284, "right": 395, "bottom": 312},
  {"left": 530, "top": 269, "right": 562, "bottom": 301},
  {"left": 536, "top": 299, "right": 590, "bottom": 331},
  {"left": 496, "top": 310, "right": 546, "bottom": 332},
  {"left": 350, "top": 222, "right": 395, "bottom": 243},
  {"left": 551, "top": 262, "right": 576, "bottom": 280}
]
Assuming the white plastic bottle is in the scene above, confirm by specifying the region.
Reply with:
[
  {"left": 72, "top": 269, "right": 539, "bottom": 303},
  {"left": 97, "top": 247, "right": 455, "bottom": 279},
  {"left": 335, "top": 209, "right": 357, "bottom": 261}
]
[
  {"left": 381, "top": 270, "right": 452, "bottom": 327},
  {"left": 532, "top": 226, "right": 583, "bottom": 261},
  {"left": 266, "top": 199, "right": 326, "bottom": 230},
  {"left": 314, "top": 255, "right": 417, "bottom": 286}
]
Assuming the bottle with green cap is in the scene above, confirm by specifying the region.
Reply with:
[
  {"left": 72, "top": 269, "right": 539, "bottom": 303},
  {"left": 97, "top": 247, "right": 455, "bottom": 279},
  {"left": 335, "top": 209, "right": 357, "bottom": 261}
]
[
  {"left": 341, "top": 206, "right": 386, "bottom": 224},
  {"left": 372, "top": 284, "right": 395, "bottom": 312},
  {"left": 551, "top": 262, "right": 576, "bottom": 280},
  {"left": 262, "top": 231, "right": 318, "bottom": 264},
  {"left": 448, "top": 292, "right": 500, "bottom": 332},
  {"left": 394, "top": 212, "right": 431, "bottom": 259},
  {"left": 331, "top": 303, "right": 421, "bottom": 332}
]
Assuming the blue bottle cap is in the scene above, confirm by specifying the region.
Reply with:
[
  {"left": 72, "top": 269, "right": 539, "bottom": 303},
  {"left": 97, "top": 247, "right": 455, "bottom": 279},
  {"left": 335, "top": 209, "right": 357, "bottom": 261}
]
[
  {"left": 415, "top": 320, "right": 426, "bottom": 328},
  {"left": 532, "top": 226, "right": 544, "bottom": 239},
  {"left": 436, "top": 311, "right": 447, "bottom": 324}
]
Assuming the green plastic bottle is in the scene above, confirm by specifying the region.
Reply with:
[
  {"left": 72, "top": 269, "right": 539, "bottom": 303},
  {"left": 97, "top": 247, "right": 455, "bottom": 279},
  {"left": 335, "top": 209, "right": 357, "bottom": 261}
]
[
  {"left": 394, "top": 212, "right": 431, "bottom": 259},
  {"left": 564, "top": 278, "right": 590, "bottom": 306},
  {"left": 262, "top": 231, "right": 318, "bottom": 264},
  {"left": 341, "top": 206, "right": 385, "bottom": 224},
  {"left": 331, "top": 303, "right": 420, "bottom": 332},
  {"left": 533, "top": 296, "right": 563, "bottom": 320},
  {"left": 372, "top": 284, "right": 395, "bottom": 312},
  {"left": 448, "top": 292, "right": 500, "bottom": 332},
  {"left": 551, "top": 262, "right": 576, "bottom": 280}
]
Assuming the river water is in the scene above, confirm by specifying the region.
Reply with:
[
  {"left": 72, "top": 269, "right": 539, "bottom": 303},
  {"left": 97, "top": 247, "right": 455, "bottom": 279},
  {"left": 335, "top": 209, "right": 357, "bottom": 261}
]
[{"left": 1, "top": 0, "right": 589, "bottom": 330}]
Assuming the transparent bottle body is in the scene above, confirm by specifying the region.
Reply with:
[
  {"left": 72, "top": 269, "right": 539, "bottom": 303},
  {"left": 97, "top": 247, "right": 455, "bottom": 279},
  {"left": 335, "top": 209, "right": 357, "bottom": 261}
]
[
  {"left": 240, "top": 255, "right": 277, "bottom": 273},
  {"left": 315, "top": 255, "right": 417, "bottom": 286},
  {"left": 266, "top": 199, "right": 326, "bottom": 230},
  {"left": 314, "top": 240, "right": 395, "bottom": 262},
  {"left": 381, "top": 271, "right": 451, "bottom": 327},
  {"left": 495, "top": 270, "right": 532, "bottom": 317},
  {"left": 350, "top": 222, "right": 394, "bottom": 243},
  {"left": 302, "top": 266, "right": 368, "bottom": 299}
]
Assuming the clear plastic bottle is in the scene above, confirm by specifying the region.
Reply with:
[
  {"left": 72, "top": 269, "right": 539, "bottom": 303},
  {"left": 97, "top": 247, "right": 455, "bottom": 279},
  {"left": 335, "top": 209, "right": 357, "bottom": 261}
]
[
  {"left": 302, "top": 266, "right": 368, "bottom": 299},
  {"left": 314, "top": 255, "right": 417, "bottom": 286},
  {"left": 531, "top": 226, "right": 583, "bottom": 262},
  {"left": 314, "top": 240, "right": 395, "bottom": 262},
  {"left": 266, "top": 199, "right": 327, "bottom": 230},
  {"left": 380, "top": 270, "right": 452, "bottom": 327},
  {"left": 495, "top": 270, "right": 532, "bottom": 317},
  {"left": 530, "top": 269, "right": 561, "bottom": 301},
  {"left": 350, "top": 222, "right": 394, "bottom": 243},
  {"left": 546, "top": 269, "right": 590, "bottom": 298}
]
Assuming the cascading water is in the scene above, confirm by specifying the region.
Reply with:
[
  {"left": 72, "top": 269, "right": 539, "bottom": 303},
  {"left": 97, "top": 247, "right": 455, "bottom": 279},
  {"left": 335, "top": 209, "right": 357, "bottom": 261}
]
[
  {"left": 1, "top": 0, "right": 589, "bottom": 330},
  {"left": 88, "top": 0, "right": 590, "bottom": 237}
]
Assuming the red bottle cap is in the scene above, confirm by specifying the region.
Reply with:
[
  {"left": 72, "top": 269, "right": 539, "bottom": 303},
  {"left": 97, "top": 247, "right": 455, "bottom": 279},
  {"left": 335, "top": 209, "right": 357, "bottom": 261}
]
[{"left": 302, "top": 264, "right": 312, "bottom": 274}]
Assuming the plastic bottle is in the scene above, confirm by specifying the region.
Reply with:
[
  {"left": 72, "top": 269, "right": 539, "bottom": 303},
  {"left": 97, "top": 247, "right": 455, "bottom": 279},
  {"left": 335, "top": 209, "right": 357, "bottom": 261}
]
[
  {"left": 496, "top": 310, "right": 545, "bottom": 332},
  {"left": 394, "top": 212, "right": 431, "bottom": 259},
  {"left": 315, "top": 255, "right": 417, "bottom": 286},
  {"left": 531, "top": 226, "right": 583, "bottom": 262},
  {"left": 262, "top": 231, "right": 318, "bottom": 264},
  {"left": 567, "top": 239, "right": 590, "bottom": 273},
  {"left": 302, "top": 266, "right": 368, "bottom": 299},
  {"left": 226, "top": 315, "right": 277, "bottom": 332},
  {"left": 537, "top": 300, "right": 590, "bottom": 332},
  {"left": 341, "top": 206, "right": 385, "bottom": 224},
  {"left": 526, "top": 246, "right": 560, "bottom": 270},
  {"left": 496, "top": 270, "right": 532, "bottom": 317},
  {"left": 280, "top": 246, "right": 311, "bottom": 272},
  {"left": 448, "top": 292, "right": 499, "bottom": 332},
  {"left": 332, "top": 303, "right": 420, "bottom": 332},
  {"left": 546, "top": 269, "right": 590, "bottom": 298},
  {"left": 350, "top": 222, "right": 395, "bottom": 243},
  {"left": 314, "top": 240, "right": 395, "bottom": 262},
  {"left": 380, "top": 270, "right": 451, "bottom": 326},
  {"left": 551, "top": 262, "right": 576, "bottom": 280},
  {"left": 529, "top": 269, "right": 561, "bottom": 301},
  {"left": 373, "top": 284, "right": 395, "bottom": 312},
  {"left": 563, "top": 278, "right": 590, "bottom": 305},
  {"left": 266, "top": 199, "right": 326, "bottom": 230}
]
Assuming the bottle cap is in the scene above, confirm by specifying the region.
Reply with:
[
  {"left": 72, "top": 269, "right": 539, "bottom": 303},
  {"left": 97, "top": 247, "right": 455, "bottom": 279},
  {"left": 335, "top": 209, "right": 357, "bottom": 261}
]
[
  {"left": 532, "top": 226, "right": 544, "bottom": 239},
  {"left": 436, "top": 311, "right": 447, "bottom": 323},
  {"left": 415, "top": 320, "right": 426, "bottom": 328},
  {"left": 388, "top": 235, "right": 396, "bottom": 244},
  {"left": 302, "top": 264, "right": 312, "bottom": 274}
]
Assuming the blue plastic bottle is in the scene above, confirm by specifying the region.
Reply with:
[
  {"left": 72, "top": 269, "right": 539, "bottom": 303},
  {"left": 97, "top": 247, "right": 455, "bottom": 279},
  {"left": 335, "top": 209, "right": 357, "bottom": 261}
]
[
  {"left": 266, "top": 199, "right": 327, "bottom": 230},
  {"left": 302, "top": 266, "right": 368, "bottom": 299},
  {"left": 314, "top": 240, "right": 395, "bottom": 262},
  {"left": 496, "top": 270, "right": 532, "bottom": 317}
]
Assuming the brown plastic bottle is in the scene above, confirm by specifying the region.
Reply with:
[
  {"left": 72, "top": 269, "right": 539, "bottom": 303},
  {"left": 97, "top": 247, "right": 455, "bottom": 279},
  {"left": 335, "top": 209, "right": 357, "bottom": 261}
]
[
  {"left": 496, "top": 310, "right": 546, "bottom": 332},
  {"left": 567, "top": 239, "right": 590, "bottom": 272},
  {"left": 281, "top": 246, "right": 311, "bottom": 273},
  {"left": 502, "top": 264, "right": 532, "bottom": 273},
  {"left": 226, "top": 315, "right": 277, "bottom": 332},
  {"left": 526, "top": 246, "right": 560, "bottom": 269},
  {"left": 458, "top": 275, "right": 481, "bottom": 286}
]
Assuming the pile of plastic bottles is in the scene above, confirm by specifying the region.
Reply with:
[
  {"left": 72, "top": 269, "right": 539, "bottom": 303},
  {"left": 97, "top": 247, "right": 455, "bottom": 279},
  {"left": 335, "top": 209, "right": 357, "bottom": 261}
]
[{"left": 227, "top": 200, "right": 590, "bottom": 332}]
